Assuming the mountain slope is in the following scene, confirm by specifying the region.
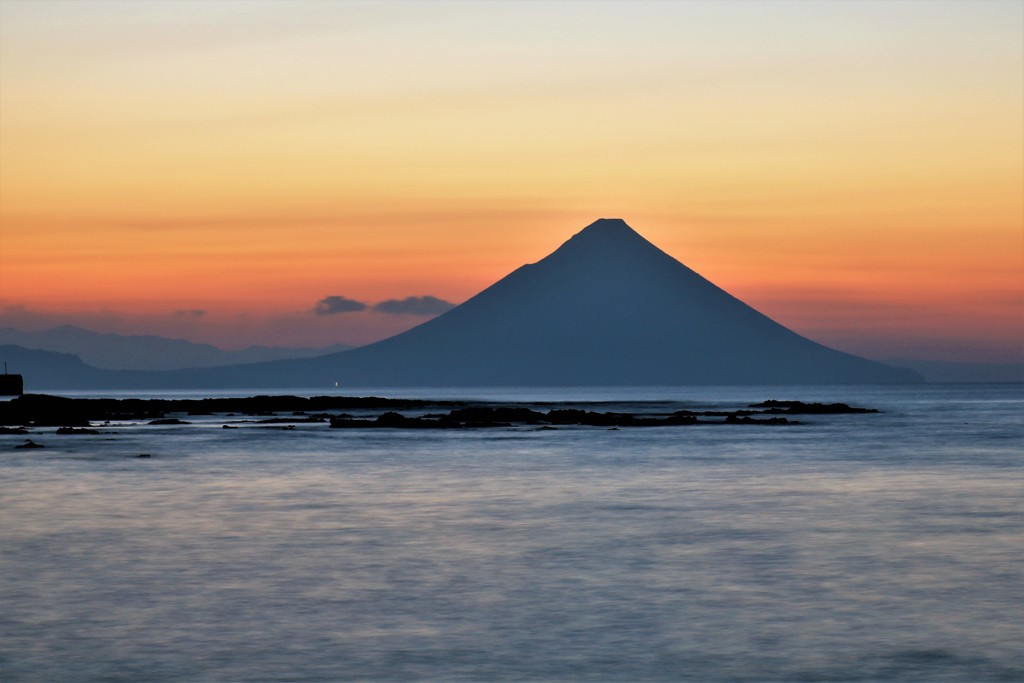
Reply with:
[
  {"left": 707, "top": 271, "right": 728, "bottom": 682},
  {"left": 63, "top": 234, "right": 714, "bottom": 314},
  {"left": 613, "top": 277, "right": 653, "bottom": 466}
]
[{"left": 164, "top": 218, "right": 920, "bottom": 387}]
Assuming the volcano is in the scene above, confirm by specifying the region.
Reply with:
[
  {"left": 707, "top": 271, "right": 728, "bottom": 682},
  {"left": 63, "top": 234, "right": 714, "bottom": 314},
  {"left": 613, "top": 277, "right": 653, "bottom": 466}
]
[{"left": 171, "top": 218, "right": 919, "bottom": 387}]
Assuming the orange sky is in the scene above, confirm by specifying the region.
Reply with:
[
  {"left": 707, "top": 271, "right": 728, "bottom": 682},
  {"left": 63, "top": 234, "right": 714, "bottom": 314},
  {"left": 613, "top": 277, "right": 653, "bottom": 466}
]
[{"left": 1, "top": 0, "right": 1021, "bottom": 361}]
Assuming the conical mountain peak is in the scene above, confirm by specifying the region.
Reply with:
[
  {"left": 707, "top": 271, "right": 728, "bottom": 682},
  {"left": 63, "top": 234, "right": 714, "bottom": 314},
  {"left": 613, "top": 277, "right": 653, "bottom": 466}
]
[
  {"left": 571, "top": 218, "right": 641, "bottom": 242},
  {"left": 330, "top": 217, "right": 919, "bottom": 385},
  {"left": 583, "top": 217, "right": 633, "bottom": 232},
  {"left": 547, "top": 217, "right": 665, "bottom": 266},
  {"left": 172, "top": 218, "right": 922, "bottom": 387}
]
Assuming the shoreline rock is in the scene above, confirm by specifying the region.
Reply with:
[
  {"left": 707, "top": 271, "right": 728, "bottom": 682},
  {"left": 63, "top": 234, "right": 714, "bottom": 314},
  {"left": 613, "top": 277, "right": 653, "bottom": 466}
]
[{"left": 0, "top": 393, "right": 880, "bottom": 431}]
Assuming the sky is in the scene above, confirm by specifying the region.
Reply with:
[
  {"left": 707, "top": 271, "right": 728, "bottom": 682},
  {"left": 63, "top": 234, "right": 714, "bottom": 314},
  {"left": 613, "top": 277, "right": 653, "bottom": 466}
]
[{"left": 0, "top": 0, "right": 1021, "bottom": 362}]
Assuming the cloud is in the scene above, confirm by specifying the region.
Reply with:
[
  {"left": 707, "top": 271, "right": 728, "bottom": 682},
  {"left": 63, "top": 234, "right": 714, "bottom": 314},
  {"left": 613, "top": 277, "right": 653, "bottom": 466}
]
[
  {"left": 373, "top": 295, "right": 455, "bottom": 316},
  {"left": 173, "top": 309, "right": 207, "bottom": 318},
  {"left": 315, "top": 295, "right": 368, "bottom": 315}
]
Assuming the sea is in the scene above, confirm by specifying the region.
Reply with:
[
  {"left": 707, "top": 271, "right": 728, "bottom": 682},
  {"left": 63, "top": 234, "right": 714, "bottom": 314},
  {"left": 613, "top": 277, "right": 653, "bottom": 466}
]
[{"left": 1, "top": 384, "right": 1021, "bottom": 683}]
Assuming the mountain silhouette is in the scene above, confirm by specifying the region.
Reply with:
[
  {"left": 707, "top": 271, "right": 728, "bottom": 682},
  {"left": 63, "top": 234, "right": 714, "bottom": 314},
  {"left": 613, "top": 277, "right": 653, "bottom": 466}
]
[
  {"left": 164, "top": 218, "right": 919, "bottom": 387},
  {"left": 0, "top": 325, "right": 352, "bottom": 371}
]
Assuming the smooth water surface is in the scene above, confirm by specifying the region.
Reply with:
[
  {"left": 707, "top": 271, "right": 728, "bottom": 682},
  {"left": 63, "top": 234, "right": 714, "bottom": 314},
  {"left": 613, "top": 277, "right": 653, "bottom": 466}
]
[{"left": 1, "top": 385, "right": 1022, "bottom": 682}]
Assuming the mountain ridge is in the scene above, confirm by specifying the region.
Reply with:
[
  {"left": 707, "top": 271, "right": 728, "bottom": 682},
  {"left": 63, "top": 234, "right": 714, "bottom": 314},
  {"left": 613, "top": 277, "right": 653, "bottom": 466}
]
[
  {"left": 157, "top": 218, "right": 920, "bottom": 387},
  {"left": 0, "top": 325, "right": 353, "bottom": 370},
  {"left": 10, "top": 344, "right": 1023, "bottom": 391}
]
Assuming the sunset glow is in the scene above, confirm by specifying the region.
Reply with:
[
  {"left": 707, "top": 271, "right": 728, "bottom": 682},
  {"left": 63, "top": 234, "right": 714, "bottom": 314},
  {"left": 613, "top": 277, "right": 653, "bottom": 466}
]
[{"left": 1, "top": 0, "right": 1021, "bottom": 360}]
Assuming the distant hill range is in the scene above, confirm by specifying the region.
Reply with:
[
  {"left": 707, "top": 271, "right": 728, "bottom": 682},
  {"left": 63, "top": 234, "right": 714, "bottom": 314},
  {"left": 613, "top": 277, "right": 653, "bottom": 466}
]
[
  {"left": 3, "top": 219, "right": 940, "bottom": 389},
  {"left": 1, "top": 345, "right": 130, "bottom": 390},
  {"left": 5, "top": 344, "right": 1018, "bottom": 391},
  {"left": 883, "top": 358, "right": 1023, "bottom": 384},
  {"left": 0, "top": 325, "right": 352, "bottom": 371}
]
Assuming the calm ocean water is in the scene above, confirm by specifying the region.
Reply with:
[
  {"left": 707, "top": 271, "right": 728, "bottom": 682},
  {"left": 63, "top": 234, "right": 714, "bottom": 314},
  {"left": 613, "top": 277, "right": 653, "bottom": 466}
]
[{"left": 1, "top": 384, "right": 1021, "bottom": 682}]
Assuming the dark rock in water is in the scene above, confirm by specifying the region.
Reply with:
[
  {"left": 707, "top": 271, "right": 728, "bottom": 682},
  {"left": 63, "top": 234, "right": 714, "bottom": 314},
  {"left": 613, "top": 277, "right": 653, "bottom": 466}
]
[
  {"left": 0, "top": 426, "right": 28, "bottom": 434},
  {"left": 447, "top": 406, "right": 546, "bottom": 424},
  {"left": 375, "top": 411, "right": 408, "bottom": 427},
  {"left": 546, "top": 409, "right": 636, "bottom": 427},
  {"left": 256, "top": 416, "right": 327, "bottom": 424},
  {"left": 3, "top": 392, "right": 879, "bottom": 432},
  {"left": 749, "top": 400, "right": 879, "bottom": 414},
  {"left": 663, "top": 413, "right": 699, "bottom": 425},
  {"left": 15, "top": 439, "right": 44, "bottom": 449},
  {"left": 0, "top": 394, "right": 91, "bottom": 426},
  {"left": 372, "top": 412, "right": 452, "bottom": 429},
  {"left": 725, "top": 415, "right": 792, "bottom": 425},
  {"left": 34, "top": 417, "right": 93, "bottom": 427},
  {"left": 331, "top": 411, "right": 460, "bottom": 429},
  {"left": 0, "top": 394, "right": 463, "bottom": 426}
]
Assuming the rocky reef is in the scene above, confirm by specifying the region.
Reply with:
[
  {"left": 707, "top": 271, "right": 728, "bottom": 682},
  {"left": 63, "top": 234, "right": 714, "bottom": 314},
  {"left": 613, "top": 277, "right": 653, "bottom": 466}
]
[{"left": 0, "top": 394, "right": 880, "bottom": 433}]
